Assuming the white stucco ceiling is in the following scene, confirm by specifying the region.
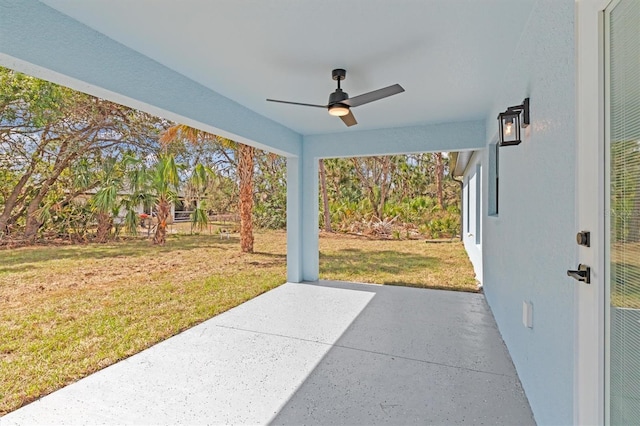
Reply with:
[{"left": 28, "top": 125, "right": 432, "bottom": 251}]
[{"left": 41, "top": 0, "right": 535, "bottom": 135}]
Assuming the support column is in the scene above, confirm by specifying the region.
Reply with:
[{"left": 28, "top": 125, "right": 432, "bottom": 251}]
[
  {"left": 301, "top": 151, "right": 319, "bottom": 281},
  {"left": 286, "top": 156, "right": 302, "bottom": 282},
  {"left": 286, "top": 150, "right": 319, "bottom": 282}
]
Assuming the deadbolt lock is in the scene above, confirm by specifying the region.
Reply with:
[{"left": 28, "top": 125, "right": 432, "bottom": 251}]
[{"left": 576, "top": 231, "right": 590, "bottom": 247}]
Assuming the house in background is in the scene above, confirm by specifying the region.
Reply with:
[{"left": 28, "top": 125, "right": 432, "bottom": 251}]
[
  {"left": 451, "top": 150, "right": 484, "bottom": 285},
  {"left": 1, "top": 0, "right": 638, "bottom": 424}
]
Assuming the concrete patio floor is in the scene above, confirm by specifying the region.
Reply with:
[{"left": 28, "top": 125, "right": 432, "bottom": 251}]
[{"left": 1, "top": 281, "right": 535, "bottom": 425}]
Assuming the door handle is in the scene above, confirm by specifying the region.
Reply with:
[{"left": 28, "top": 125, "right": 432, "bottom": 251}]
[{"left": 567, "top": 264, "right": 590, "bottom": 284}]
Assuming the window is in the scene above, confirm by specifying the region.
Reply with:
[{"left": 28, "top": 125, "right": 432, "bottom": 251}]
[
  {"left": 488, "top": 142, "right": 499, "bottom": 216},
  {"left": 465, "top": 177, "right": 470, "bottom": 232},
  {"left": 475, "top": 164, "right": 482, "bottom": 244},
  {"left": 605, "top": 2, "right": 640, "bottom": 422}
]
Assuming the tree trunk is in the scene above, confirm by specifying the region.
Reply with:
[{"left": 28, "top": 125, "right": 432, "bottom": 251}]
[
  {"left": 351, "top": 158, "right": 377, "bottom": 218},
  {"left": 153, "top": 198, "right": 170, "bottom": 245},
  {"left": 23, "top": 148, "right": 82, "bottom": 241},
  {"left": 319, "top": 159, "right": 332, "bottom": 232},
  {"left": 0, "top": 128, "right": 53, "bottom": 235},
  {"left": 435, "top": 152, "right": 444, "bottom": 209},
  {"left": 23, "top": 198, "right": 45, "bottom": 242},
  {"left": 0, "top": 188, "right": 22, "bottom": 235},
  {"left": 23, "top": 177, "right": 60, "bottom": 241},
  {"left": 95, "top": 212, "right": 113, "bottom": 243},
  {"left": 378, "top": 157, "right": 392, "bottom": 219},
  {"left": 238, "top": 143, "right": 254, "bottom": 253},
  {"left": 0, "top": 166, "right": 37, "bottom": 234}
]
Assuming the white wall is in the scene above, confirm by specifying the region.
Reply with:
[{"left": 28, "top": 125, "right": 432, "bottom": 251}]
[
  {"left": 462, "top": 151, "right": 483, "bottom": 284},
  {"left": 481, "top": 1, "right": 576, "bottom": 424}
]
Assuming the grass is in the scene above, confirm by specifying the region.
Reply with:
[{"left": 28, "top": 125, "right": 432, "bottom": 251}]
[
  {"left": 0, "top": 229, "right": 476, "bottom": 415},
  {"left": 319, "top": 232, "right": 477, "bottom": 291},
  {"left": 0, "top": 230, "right": 287, "bottom": 415},
  {"left": 610, "top": 242, "right": 640, "bottom": 309}
]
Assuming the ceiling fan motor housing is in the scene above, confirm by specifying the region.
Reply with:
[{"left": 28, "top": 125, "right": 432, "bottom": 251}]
[{"left": 328, "top": 89, "right": 349, "bottom": 106}]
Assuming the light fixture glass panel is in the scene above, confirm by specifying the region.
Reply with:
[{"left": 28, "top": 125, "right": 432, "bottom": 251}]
[
  {"left": 498, "top": 111, "right": 522, "bottom": 146},
  {"left": 328, "top": 105, "right": 349, "bottom": 117},
  {"left": 504, "top": 118, "right": 514, "bottom": 136}
]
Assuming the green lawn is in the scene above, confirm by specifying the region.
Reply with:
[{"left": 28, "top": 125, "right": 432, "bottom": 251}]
[
  {"left": 610, "top": 242, "right": 640, "bottom": 309},
  {"left": 320, "top": 232, "right": 477, "bottom": 291},
  {"left": 0, "top": 230, "right": 476, "bottom": 415}
]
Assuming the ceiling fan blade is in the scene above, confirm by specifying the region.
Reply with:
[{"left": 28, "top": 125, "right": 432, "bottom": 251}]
[
  {"left": 266, "top": 99, "right": 327, "bottom": 108},
  {"left": 342, "top": 84, "right": 405, "bottom": 108},
  {"left": 340, "top": 110, "right": 358, "bottom": 127}
]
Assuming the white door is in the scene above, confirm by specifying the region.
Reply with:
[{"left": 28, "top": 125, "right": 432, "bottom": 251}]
[
  {"left": 575, "top": 2, "right": 609, "bottom": 423},
  {"left": 577, "top": 0, "right": 640, "bottom": 423}
]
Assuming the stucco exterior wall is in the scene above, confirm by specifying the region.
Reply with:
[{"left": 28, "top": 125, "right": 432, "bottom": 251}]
[
  {"left": 1, "top": 1, "right": 582, "bottom": 422},
  {"left": 462, "top": 151, "right": 484, "bottom": 284},
  {"left": 481, "top": 1, "right": 576, "bottom": 424}
]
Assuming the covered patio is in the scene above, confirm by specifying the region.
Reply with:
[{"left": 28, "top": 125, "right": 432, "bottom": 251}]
[
  {"left": 1, "top": 281, "right": 533, "bottom": 425},
  {"left": 0, "top": 0, "right": 529, "bottom": 282},
  {"left": 1, "top": 0, "right": 587, "bottom": 423}
]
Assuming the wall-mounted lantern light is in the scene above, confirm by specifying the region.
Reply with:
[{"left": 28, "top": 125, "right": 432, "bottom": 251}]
[{"left": 497, "top": 98, "right": 530, "bottom": 146}]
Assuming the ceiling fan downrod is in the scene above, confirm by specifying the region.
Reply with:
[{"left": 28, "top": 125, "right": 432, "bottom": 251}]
[{"left": 329, "top": 69, "right": 349, "bottom": 106}]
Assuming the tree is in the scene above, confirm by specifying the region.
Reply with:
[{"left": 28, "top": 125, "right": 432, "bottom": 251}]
[
  {"left": 319, "top": 159, "right": 332, "bottom": 232},
  {"left": 0, "top": 67, "right": 163, "bottom": 241},
  {"left": 120, "top": 157, "right": 155, "bottom": 237},
  {"left": 185, "top": 163, "right": 215, "bottom": 233},
  {"left": 318, "top": 153, "right": 460, "bottom": 237},
  {"left": 150, "top": 154, "right": 180, "bottom": 245},
  {"left": 237, "top": 144, "right": 255, "bottom": 252},
  {"left": 351, "top": 156, "right": 397, "bottom": 220},
  {"left": 253, "top": 153, "right": 286, "bottom": 230},
  {"left": 611, "top": 139, "right": 640, "bottom": 242},
  {"left": 434, "top": 152, "right": 444, "bottom": 209},
  {"left": 91, "top": 157, "right": 124, "bottom": 243},
  {"left": 160, "top": 125, "right": 256, "bottom": 252},
  {"left": 113, "top": 153, "right": 180, "bottom": 245}
]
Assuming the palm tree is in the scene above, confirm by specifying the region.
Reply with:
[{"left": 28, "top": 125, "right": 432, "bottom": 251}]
[
  {"left": 120, "top": 158, "right": 154, "bottom": 236},
  {"left": 150, "top": 154, "right": 180, "bottom": 245},
  {"left": 160, "top": 125, "right": 255, "bottom": 253},
  {"left": 185, "top": 163, "right": 213, "bottom": 233},
  {"left": 91, "top": 157, "right": 123, "bottom": 243}
]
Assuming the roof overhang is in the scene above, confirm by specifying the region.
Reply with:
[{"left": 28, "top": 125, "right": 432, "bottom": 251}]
[
  {"left": 0, "top": 1, "right": 535, "bottom": 157},
  {"left": 450, "top": 150, "right": 476, "bottom": 177}
]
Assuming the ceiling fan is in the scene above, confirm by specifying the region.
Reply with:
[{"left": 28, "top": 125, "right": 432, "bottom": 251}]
[{"left": 266, "top": 69, "right": 404, "bottom": 127}]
